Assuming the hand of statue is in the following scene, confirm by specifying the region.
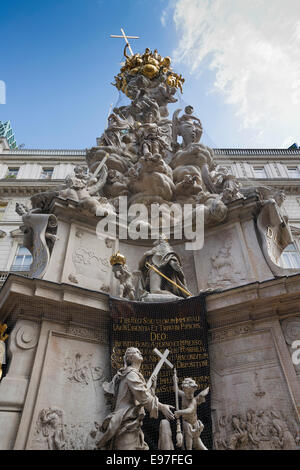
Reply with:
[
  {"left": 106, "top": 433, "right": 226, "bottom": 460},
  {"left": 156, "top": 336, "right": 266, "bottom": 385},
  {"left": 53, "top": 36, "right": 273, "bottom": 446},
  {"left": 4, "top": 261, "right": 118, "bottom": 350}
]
[
  {"left": 174, "top": 411, "right": 182, "bottom": 419},
  {"left": 151, "top": 374, "right": 157, "bottom": 390},
  {"left": 173, "top": 374, "right": 179, "bottom": 384},
  {"left": 159, "top": 403, "right": 175, "bottom": 421}
]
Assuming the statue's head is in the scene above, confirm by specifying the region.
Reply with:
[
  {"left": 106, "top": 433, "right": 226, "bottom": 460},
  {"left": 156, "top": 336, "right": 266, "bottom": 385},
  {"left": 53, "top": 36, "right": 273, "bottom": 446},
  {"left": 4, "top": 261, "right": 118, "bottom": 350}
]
[
  {"left": 185, "top": 105, "right": 194, "bottom": 115},
  {"left": 274, "top": 190, "right": 286, "bottom": 206},
  {"left": 153, "top": 233, "right": 169, "bottom": 246},
  {"left": 124, "top": 347, "right": 143, "bottom": 367},
  {"left": 15, "top": 202, "right": 28, "bottom": 216},
  {"left": 181, "top": 377, "right": 198, "bottom": 399}
]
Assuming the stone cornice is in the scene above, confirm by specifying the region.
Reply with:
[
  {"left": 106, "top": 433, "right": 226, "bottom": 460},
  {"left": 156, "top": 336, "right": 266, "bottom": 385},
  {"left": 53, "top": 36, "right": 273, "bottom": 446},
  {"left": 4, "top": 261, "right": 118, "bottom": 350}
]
[
  {"left": 0, "top": 180, "right": 62, "bottom": 196},
  {"left": 0, "top": 149, "right": 86, "bottom": 156},
  {"left": 48, "top": 194, "right": 261, "bottom": 245},
  {"left": 2, "top": 148, "right": 300, "bottom": 157},
  {"left": 1, "top": 147, "right": 300, "bottom": 161},
  {"left": 214, "top": 148, "right": 300, "bottom": 157},
  {"left": 1, "top": 273, "right": 300, "bottom": 335},
  {"left": 241, "top": 179, "right": 300, "bottom": 195},
  {"left": 0, "top": 274, "right": 110, "bottom": 324},
  {"left": 206, "top": 273, "right": 300, "bottom": 327}
]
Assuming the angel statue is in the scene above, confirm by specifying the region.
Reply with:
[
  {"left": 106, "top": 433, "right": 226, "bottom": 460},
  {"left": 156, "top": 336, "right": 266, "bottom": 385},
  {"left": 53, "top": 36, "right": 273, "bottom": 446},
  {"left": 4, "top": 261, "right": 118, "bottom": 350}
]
[
  {"left": 172, "top": 106, "right": 203, "bottom": 148},
  {"left": 173, "top": 375, "right": 209, "bottom": 450}
]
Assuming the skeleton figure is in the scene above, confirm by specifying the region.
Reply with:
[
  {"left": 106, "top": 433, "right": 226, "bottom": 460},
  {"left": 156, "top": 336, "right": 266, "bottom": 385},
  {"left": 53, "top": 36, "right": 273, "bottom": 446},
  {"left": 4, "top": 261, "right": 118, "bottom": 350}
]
[{"left": 173, "top": 376, "right": 209, "bottom": 450}]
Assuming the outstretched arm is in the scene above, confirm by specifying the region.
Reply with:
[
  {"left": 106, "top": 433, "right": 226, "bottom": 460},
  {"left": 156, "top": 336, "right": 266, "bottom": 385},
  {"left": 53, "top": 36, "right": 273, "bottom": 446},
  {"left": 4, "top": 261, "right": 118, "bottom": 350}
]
[
  {"left": 196, "top": 386, "right": 210, "bottom": 405},
  {"left": 175, "top": 405, "right": 194, "bottom": 418}
]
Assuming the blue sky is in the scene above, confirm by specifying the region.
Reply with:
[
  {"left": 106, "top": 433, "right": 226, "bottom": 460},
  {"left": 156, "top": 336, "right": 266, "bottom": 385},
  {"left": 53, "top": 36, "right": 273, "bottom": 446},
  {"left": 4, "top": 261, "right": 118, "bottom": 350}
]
[{"left": 1, "top": 0, "right": 300, "bottom": 149}]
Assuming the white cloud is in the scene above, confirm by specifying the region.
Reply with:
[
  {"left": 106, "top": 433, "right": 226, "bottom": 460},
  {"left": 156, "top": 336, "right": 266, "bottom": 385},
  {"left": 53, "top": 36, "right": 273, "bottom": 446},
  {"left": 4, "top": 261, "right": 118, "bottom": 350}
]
[{"left": 164, "top": 0, "right": 300, "bottom": 143}]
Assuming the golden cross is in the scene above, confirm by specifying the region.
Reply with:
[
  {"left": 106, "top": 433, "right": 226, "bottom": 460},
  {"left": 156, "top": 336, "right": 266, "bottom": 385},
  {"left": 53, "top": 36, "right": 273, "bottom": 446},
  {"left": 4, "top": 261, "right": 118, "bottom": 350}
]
[{"left": 110, "top": 28, "right": 139, "bottom": 56}]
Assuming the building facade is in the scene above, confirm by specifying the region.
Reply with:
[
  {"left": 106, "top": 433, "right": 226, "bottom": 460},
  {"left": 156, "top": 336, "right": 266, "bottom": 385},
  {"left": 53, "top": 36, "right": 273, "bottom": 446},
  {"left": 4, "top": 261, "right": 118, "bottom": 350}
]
[{"left": 0, "top": 137, "right": 299, "bottom": 285}]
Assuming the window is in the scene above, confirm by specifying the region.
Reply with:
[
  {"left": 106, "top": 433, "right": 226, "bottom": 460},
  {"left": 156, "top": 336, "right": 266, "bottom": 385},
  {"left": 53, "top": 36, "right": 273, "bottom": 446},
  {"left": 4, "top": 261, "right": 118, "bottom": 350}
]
[
  {"left": 6, "top": 167, "right": 19, "bottom": 179},
  {"left": 280, "top": 243, "right": 300, "bottom": 269},
  {"left": 40, "top": 168, "right": 54, "bottom": 180},
  {"left": 287, "top": 167, "right": 300, "bottom": 178},
  {"left": 253, "top": 166, "right": 267, "bottom": 179},
  {"left": 11, "top": 246, "right": 32, "bottom": 272}
]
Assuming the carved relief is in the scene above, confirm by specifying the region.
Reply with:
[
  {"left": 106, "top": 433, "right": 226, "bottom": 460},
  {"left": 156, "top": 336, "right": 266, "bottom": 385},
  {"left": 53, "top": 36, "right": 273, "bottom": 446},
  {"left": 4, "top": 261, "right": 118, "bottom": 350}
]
[
  {"left": 100, "top": 284, "right": 110, "bottom": 293},
  {"left": 72, "top": 247, "right": 110, "bottom": 280},
  {"left": 34, "top": 407, "right": 103, "bottom": 450},
  {"left": 35, "top": 408, "right": 66, "bottom": 450},
  {"left": 63, "top": 352, "right": 108, "bottom": 386},
  {"left": 15, "top": 322, "right": 39, "bottom": 350},
  {"left": 253, "top": 371, "right": 266, "bottom": 398},
  {"left": 68, "top": 273, "right": 78, "bottom": 284},
  {"left": 210, "top": 324, "right": 254, "bottom": 343},
  {"left": 281, "top": 317, "right": 300, "bottom": 373},
  {"left": 67, "top": 325, "right": 109, "bottom": 344},
  {"left": 213, "top": 409, "right": 299, "bottom": 450},
  {"left": 207, "top": 237, "right": 246, "bottom": 289}
]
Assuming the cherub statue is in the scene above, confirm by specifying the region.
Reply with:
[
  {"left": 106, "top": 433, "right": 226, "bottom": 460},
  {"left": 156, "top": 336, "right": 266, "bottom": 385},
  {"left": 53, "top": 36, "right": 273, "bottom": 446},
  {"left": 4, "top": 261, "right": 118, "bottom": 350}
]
[
  {"left": 172, "top": 106, "right": 203, "bottom": 148},
  {"left": 112, "top": 264, "right": 135, "bottom": 300},
  {"left": 110, "top": 252, "right": 136, "bottom": 300},
  {"left": 173, "top": 376, "right": 209, "bottom": 450}
]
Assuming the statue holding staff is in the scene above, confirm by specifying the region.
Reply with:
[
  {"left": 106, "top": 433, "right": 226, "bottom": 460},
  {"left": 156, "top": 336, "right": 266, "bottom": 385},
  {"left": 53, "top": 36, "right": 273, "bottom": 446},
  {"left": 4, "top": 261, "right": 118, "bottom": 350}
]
[{"left": 173, "top": 375, "right": 209, "bottom": 450}]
